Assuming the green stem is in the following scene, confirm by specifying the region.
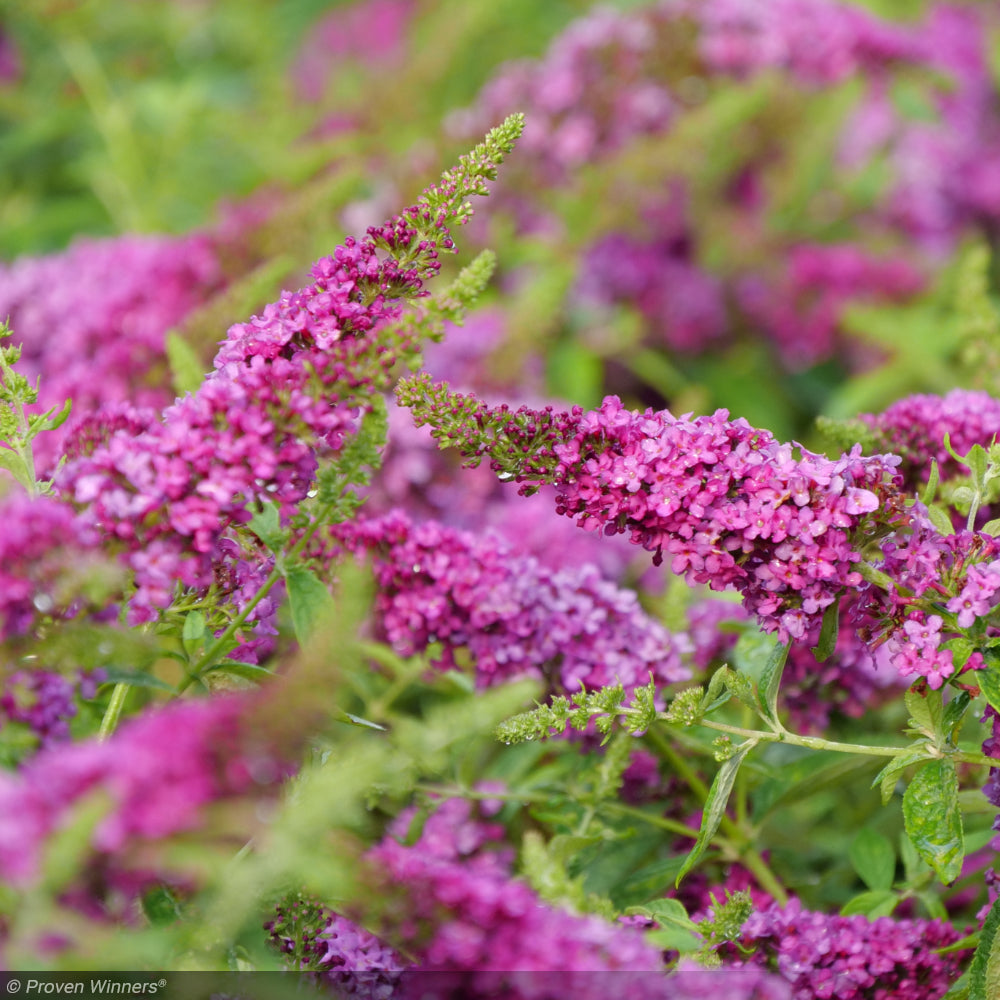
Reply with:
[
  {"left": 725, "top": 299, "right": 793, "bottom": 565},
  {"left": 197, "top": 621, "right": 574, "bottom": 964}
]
[
  {"left": 688, "top": 716, "right": 995, "bottom": 767},
  {"left": 98, "top": 682, "right": 130, "bottom": 741},
  {"left": 645, "top": 726, "right": 789, "bottom": 904}
]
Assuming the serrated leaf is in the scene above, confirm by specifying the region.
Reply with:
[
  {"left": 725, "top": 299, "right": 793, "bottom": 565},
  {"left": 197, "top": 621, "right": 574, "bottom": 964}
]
[
  {"left": 840, "top": 889, "right": 897, "bottom": 918},
  {"left": 942, "top": 690, "right": 972, "bottom": 741},
  {"left": 285, "top": 565, "right": 336, "bottom": 644},
  {"left": 166, "top": 330, "right": 206, "bottom": 395},
  {"left": 248, "top": 501, "right": 286, "bottom": 553},
  {"left": 978, "top": 655, "right": 1000, "bottom": 715},
  {"left": 873, "top": 743, "right": 934, "bottom": 805},
  {"left": 676, "top": 740, "right": 757, "bottom": 886},
  {"left": 905, "top": 683, "right": 942, "bottom": 737},
  {"left": 849, "top": 828, "right": 896, "bottom": 892},
  {"left": 812, "top": 601, "right": 839, "bottom": 662},
  {"left": 970, "top": 896, "right": 1000, "bottom": 1000},
  {"left": 902, "top": 758, "right": 964, "bottom": 884}
]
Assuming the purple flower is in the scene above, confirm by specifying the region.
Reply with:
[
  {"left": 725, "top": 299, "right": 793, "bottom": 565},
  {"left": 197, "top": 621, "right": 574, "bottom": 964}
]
[{"left": 330, "top": 510, "right": 690, "bottom": 694}]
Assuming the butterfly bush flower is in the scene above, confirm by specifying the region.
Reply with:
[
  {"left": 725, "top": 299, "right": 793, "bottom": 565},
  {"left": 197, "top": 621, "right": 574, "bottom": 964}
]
[
  {"left": 861, "top": 388, "right": 1000, "bottom": 493},
  {"left": 0, "top": 117, "right": 525, "bottom": 635},
  {"left": 367, "top": 798, "right": 665, "bottom": 983},
  {"left": 330, "top": 511, "right": 690, "bottom": 693},
  {"left": 719, "top": 896, "right": 966, "bottom": 1000},
  {"left": 736, "top": 244, "right": 925, "bottom": 370},
  {"left": 401, "top": 385, "right": 904, "bottom": 645},
  {"left": 0, "top": 234, "right": 223, "bottom": 471},
  {"left": 0, "top": 693, "right": 286, "bottom": 890},
  {"left": 0, "top": 668, "right": 105, "bottom": 751}
]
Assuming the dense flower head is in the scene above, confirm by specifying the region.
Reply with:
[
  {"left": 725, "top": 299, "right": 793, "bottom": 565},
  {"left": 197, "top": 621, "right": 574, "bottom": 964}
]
[
  {"left": 368, "top": 797, "right": 665, "bottom": 983},
  {"left": 859, "top": 513, "right": 1000, "bottom": 687},
  {"left": 0, "top": 693, "right": 285, "bottom": 889},
  {"left": 0, "top": 233, "right": 222, "bottom": 471},
  {"left": 545, "top": 396, "right": 902, "bottom": 643},
  {"left": 861, "top": 388, "right": 1000, "bottom": 493},
  {"left": 723, "top": 896, "right": 966, "bottom": 999},
  {"left": 331, "top": 510, "right": 690, "bottom": 693},
  {"left": 2, "top": 118, "right": 524, "bottom": 635}
]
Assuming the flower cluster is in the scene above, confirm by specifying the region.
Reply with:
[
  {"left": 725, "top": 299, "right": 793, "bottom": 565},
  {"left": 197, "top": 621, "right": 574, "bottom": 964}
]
[
  {"left": 861, "top": 388, "right": 1000, "bottom": 493},
  {"left": 0, "top": 668, "right": 104, "bottom": 751},
  {"left": 401, "top": 386, "right": 904, "bottom": 644},
  {"left": 736, "top": 244, "right": 925, "bottom": 370},
  {"left": 367, "top": 797, "right": 665, "bottom": 982},
  {"left": 577, "top": 227, "right": 727, "bottom": 355},
  {"left": 0, "top": 117, "right": 525, "bottom": 635},
  {"left": 859, "top": 514, "right": 1000, "bottom": 688},
  {"left": 0, "top": 233, "right": 222, "bottom": 471},
  {"left": 331, "top": 510, "right": 690, "bottom": 693},
  {"left": 722, "top": 896, "right": 966, "bottom": 1000},
  {"left": 450, "top": 4, "right": 676, "bottom": 188},
  {"left": 0, "top": 693, "right": 285, "bottom": 891}
]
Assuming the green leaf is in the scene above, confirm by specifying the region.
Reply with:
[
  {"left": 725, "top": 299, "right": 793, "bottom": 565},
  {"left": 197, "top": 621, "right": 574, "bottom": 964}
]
[
  {"left": 982, "top": 518, "right": 1000, "bottom": 536},
  {"left": 98, "top": 667, "right": 176, "bottom": 694},
  {"left": 942, "top": 690, "right": 972, "bottom": 741},
  {"left": 812, "top": 601, "right": 839, "bottom": 662},
  {"left": 927, "top": 504, "right": 956, "bottom": 535},
  {"left": 181, "top": 609, "right": 207, "bottom": 655},
  {"left": 676, "top": 739, "right": 757, "bottom": 886},
  {"left": 203, "top": 660, "right": 275, "bottom": 683},
  {"left": 978, "top": 654, "right": 1000, "bottom": 715},
  {"left": 968, "top": 443, "right": 989, "bottom": 487},
  {"left": 285, "top": 565, "right": 336, "bottom": 645},
  {"left": 729, "top": 627, "right": 788, "bottom": 725},
  {"left": 840, "top": 889, "right": 897, "bottom": 918},
  {"left": 970, "top": 896, "right": 1000, "bottom": 1000},
  {"left": 872, "top": 743, "right": 933, "bottom": 805},
  {"left": 37, "top": 398, "right": 72, "bottom": 433},
  {"left": 0, "top": 448, "right": 34, "bottom": 492},
  {"left": 902, "top": 758, "right": 964, "bottom": 884},
  {"left": 628, "top": 898, "right": 702, "bottom": 954},
  {"left": 166, "top": 330, "right": 206, "bottom": 395},
  {"left": 141, "top": 885, "right": 183, "bottom": 926},
  {"left": 905, "top": 682, "right": 943, "bottom": 738},
  {"left": 756, "top": 638, "right": 790, "bottom": 725},
  {"left": 921, "top": 459, "right": 940, "bottom": 505},
  {"left": 849, "top": 828, "right": 896, "bottom": 892},
  {"left": 701, "top": 665, "right": 733, "bottom": 714},
  {"left": 335, "top": 709, "right": 386, "bottom": 732},
  {"left": 248, "top": 501, "right": 286, "bottom": 553}
]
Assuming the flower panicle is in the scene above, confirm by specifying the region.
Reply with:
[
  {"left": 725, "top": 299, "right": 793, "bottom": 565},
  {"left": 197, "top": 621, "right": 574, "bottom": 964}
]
[{"left": 495, "top": 678, "right": 659, "bottom": 745}]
